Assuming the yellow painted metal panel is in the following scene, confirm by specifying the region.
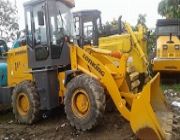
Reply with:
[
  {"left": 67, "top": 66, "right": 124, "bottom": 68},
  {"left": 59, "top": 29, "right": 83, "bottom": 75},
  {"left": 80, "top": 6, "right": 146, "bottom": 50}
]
[
  {"left": 7, "top": 46, "right": 32, "bottom": 86},
  {"left": 153, "top": 58, "right": 180, "bottom": 72}
]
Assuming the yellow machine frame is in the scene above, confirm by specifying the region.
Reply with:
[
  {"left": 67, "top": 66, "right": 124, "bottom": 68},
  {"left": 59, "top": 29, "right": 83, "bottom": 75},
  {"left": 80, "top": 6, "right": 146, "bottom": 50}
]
[
  {"left": 7, "top": 46, "right": 32, "bottom": 86},
  {"left": 99, "top": 23, "right": 148, "bottom": 74}
]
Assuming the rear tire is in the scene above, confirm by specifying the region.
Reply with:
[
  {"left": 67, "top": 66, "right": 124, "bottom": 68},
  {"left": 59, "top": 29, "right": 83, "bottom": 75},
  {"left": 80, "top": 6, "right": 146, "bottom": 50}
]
[
  {"left": 64, "top": 74, "right": 106, "bottom": 131},
  {"left": 12, "top": 81, "right": 40, "bottom": 124}
]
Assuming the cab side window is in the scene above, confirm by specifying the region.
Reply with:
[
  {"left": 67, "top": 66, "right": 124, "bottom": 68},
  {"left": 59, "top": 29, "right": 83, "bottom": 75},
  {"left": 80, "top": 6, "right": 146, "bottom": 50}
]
[
  {"left": 33, "top": 5, "right": 47, "bottom": 45},
  {"left": 26, "top": 10, "right": 33, "bottom": 47}
]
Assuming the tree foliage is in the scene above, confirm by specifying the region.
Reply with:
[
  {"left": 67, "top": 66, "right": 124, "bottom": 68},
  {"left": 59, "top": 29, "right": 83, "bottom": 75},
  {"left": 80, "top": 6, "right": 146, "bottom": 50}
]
[
  {"left": 158, "top": 0, "right": 180, "bottom": 18},
  {"left": 102, "top": 19, "right": 119, "bottom": 36},
  {"left": 136, "top": 14, "right": 147, "bottom": 28},
  {"left": 102, "top": 14, "right": 148, "bottom": 36},
  {"left": 0, "top": 0, "right": 19, "bottom": 42}
]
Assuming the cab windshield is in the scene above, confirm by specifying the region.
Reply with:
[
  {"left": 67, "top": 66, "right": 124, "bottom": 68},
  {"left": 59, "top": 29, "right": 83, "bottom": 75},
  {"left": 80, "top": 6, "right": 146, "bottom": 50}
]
[
  {"left": 48, "top": 1, "right": 75, "bottom": 45},
  {"left": 156, "top": 25, "right": 180, "bottom": 37}
]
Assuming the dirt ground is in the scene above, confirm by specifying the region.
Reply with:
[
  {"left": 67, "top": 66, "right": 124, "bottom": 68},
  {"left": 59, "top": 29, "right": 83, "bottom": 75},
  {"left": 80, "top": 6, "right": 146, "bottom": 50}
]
[
  {"left": 0, "top": 108, "right": 135, "bottom": 140},
  {"left": 163, "top": 88, "right": 180, "bottom": 140},
  {"left": 0, "top": 88, "right": 179, "bottom": 140}
]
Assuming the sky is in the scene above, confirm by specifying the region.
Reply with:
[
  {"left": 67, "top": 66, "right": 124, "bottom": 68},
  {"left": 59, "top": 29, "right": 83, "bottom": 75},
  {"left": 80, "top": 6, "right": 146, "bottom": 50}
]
[{"left": 10, "top": 0, "right": 163, "bottom": 29}]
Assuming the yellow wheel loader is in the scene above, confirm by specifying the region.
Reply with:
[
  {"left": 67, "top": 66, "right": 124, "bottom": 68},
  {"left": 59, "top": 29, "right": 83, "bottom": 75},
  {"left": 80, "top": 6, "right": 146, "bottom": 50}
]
[
  {"left": 0, "top": 0, "right": 173, "bottom": 139},
  {"left": 73, "top": 10, "right": 150, "bottom": 90},
  {"left": 152, "top": 19, "right": 180, "bottom": 73}
]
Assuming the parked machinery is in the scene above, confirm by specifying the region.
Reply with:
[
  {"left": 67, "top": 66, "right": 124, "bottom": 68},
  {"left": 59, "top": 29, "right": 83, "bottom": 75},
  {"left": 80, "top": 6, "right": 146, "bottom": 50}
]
[
  {"left": 73, "top": 10, "right": 150, "bottom": 90},
  {"left": 0, "top": 1, "right": 173, "bottom": 139},
  {"left": 152, "top": 19, "right": 180, "bottom": 73}
]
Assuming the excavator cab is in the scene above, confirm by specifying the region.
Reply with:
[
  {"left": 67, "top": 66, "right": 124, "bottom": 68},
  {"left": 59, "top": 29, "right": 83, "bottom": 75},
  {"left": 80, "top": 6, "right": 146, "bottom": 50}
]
[{"left": 73, "top": 10, "right": 102, "bottom": 47}]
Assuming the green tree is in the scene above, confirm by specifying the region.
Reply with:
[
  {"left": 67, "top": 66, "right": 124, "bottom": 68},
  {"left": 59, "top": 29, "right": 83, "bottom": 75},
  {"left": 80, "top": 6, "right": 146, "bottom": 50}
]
[
  {"left": 158, "top": 0, "right": 180, "bottom": 18},
  {"left": 102, "top": 18, "right": 122, "bottom": 36},
  {"left": 0, "top": 0, "right": 19, "bottom": 42},
  {"left": 136, "top": 14, "right": 147, "bottom": 28},
  {"left": 102, "top": 20, "right": 116, "bottom": 36}
]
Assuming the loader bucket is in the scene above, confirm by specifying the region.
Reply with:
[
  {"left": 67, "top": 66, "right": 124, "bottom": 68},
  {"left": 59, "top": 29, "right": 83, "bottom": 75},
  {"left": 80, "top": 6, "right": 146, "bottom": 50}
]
[{"left": 130, "top": 73, "right": 173, "bottom": 140}]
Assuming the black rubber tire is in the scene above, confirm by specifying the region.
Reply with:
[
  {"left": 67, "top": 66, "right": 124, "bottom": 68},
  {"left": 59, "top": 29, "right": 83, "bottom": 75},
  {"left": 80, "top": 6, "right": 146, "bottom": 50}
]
[
  {"left": 12, "top": 81, "right": 40, "bottom": 124},
  {"left": 64, "top": 74, "right": 106, "bottom": 131}
]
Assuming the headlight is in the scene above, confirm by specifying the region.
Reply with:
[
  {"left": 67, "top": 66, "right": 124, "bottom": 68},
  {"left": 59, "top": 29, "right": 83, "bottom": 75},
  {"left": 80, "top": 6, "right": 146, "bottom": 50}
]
[
  {"left": 175, "top": 45, "right": 180, "bottom": 50},
  {"left": 162, "top": 45, "right": 168, "bottom": 50}
]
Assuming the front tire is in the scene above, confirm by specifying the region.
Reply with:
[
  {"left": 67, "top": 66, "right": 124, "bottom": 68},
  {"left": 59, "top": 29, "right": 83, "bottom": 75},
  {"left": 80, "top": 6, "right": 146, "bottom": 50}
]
[
  {"left": 12, "top": 81, "right": 40, "bottom": 124},
  {"left": 64, "top": 74, "right": 106, "bottom": 131}
]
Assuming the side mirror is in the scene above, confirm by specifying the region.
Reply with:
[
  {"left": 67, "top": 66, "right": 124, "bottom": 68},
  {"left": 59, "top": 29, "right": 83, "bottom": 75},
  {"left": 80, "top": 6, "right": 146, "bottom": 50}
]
[{"left": 38, "top": 11, "right": 44, "bottom": 26}]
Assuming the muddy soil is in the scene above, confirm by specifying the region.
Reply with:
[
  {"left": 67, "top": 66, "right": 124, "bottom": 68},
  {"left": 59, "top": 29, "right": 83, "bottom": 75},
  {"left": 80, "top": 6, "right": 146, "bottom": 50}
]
[
  {"left": 164, "top": 89, "right": 180, "bottom": 140},
  {"left": 0, "top": 107, "right": 135, "bottom": 140},
  {"left": 0, "top": 89, "right": 179, "bottom": 140}
]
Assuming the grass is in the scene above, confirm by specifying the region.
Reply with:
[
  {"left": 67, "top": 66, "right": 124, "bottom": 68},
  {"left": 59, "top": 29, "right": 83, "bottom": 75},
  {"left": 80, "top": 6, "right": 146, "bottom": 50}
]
[{"left": 161, "top": 83, "right": 180, "bottom": 92}]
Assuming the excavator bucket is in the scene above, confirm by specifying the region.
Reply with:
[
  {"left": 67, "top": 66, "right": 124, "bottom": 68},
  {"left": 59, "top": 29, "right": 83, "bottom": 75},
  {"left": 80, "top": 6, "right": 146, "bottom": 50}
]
[{"left": 130, "top": 73, "right": 173, "bottom": 140}]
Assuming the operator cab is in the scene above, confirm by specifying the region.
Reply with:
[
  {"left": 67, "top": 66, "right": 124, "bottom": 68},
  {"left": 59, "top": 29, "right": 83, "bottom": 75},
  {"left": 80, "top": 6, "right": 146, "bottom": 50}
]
[
  {"left": 156, "top": 19, "right": 180, "bottom": 39},
  {"left": 73, "top": 10, "right": 123, "bottom": 47},
  {"left": 73, "top": 10, "right": 102, "bottom": 47},
  {"left": 24, "top": 0, "right": 75, "bottom": 69},
  {"left": 155, "top": 19, "right": 180, "bottom": 58}
]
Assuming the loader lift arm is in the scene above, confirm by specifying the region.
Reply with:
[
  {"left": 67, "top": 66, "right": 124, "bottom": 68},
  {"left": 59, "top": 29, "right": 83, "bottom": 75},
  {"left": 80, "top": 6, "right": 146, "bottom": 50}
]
[
  {"left": 124, "top": 22, "right": 149, "bottom": 68},
  {"left": 70, "top": 44, "right": 134, "bottom": 120}
]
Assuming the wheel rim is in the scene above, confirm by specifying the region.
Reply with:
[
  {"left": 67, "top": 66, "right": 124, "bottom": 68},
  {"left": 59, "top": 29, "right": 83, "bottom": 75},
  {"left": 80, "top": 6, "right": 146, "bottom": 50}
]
[
  {"left": 16, "top": 92, "right": 30, "bottom": 116},
  {"left": 71, "top": 89, "right": 90, "bottom": 118}
]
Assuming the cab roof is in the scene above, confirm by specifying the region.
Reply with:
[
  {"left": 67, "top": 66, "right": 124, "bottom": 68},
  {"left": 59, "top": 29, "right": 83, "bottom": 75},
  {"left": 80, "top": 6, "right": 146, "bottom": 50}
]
[
  {"left": 24, "top": 0, "right": 75, "bottom": 8},
  {"left": 156, "top": 19, "right": 180, "bottom": 26},
  {"left": 73, "top": 10, "right": 101, "bottom": 18}
]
